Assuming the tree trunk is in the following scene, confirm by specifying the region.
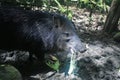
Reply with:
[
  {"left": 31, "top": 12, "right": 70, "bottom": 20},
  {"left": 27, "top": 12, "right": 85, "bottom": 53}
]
[{"left": 103, "top": 0, "right": 120, "bottom": 34}]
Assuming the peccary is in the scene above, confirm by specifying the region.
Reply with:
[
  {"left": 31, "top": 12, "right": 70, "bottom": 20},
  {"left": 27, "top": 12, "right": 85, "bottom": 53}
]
[{"left": 0, "top": 7, "right": 86, "bottom": 62}]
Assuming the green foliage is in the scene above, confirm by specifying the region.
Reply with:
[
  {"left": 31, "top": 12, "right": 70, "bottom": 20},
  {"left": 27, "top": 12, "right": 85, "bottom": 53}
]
[
  {"left": 54, "top": 0, "right": 73, "bottom": 20},
  {"left": 17, "top": 0, "right": 43, "bottom": 7},
  {"left": 0, "top": 0, "right": 43, "bottom": 7},
  {"left": 78, "top": 0, "right": 111, "bottom": 13},
  {"left": 0, "top": 0, "right": 112, "bottom": 19}
]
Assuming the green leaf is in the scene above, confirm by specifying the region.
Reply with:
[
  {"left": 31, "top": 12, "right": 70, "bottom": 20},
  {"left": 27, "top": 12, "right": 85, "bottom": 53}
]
[
  {"left": 81, "top": 0, "right": 89, "bottom": 4},
  {"left": 54, "top": 0, "right": 66, "bottom": 13}
]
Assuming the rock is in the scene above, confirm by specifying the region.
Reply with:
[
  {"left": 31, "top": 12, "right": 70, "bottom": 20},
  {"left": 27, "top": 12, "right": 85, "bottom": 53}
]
[
  {"left": 0, "top": 50, "right": 30, "bottom": 64},
  {"left": 0, "top": 64, "right": 22, "bottom": 80}
]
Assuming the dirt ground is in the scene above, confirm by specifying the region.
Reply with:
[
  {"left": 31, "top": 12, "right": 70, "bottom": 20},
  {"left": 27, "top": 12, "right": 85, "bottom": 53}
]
[
  {"left": 40, "top": 8, "right": 120, "bottom": 80},
  {"left": 1, "top": 8, "right": 120, "bottom": 80},
  {"left": 25, "top": 8, "right": 120, "bottom": 80},
  {"left": 73, "top": 9, "right": 120, "bottom": 80}
]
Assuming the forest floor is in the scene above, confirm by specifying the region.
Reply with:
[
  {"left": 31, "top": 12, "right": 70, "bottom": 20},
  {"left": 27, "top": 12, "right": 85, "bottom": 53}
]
[
  {"left": 72, "top": 8, "right": 120, "bottom": 80},
  {"left": 25, "top": 8, "right": 120, "bottom": 80},
  {"left": 1, "top": 7, "right": 120, "bottom": 80},
  {"left": 37, "top": 8, "right": 120, "bottom": 80}
]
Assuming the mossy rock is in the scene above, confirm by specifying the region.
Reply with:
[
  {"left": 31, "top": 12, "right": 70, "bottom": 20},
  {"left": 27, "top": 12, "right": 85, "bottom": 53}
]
[{"left": 0, "top": 64, "right": 22, "bottom": 80}]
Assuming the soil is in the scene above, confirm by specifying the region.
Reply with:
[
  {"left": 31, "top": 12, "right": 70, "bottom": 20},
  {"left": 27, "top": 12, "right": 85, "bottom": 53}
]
[
  {"left": 40, "top": 8, "right": 120, "bottom": 80},
  {"left": 1, "top": 8, "right": 120, "bottom": 80}
]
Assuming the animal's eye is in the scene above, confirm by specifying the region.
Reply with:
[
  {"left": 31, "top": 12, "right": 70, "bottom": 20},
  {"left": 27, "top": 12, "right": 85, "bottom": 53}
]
[
  {"left": 65, "top": 39, "right": 70, "bottom": 42},
  {"left": 63, "top": 32, "right": 70, "bottom": 37}
]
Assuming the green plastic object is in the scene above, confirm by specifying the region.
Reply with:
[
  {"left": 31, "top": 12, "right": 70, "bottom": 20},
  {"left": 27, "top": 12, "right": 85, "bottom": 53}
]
[{"left": 45, "top": 55, "right": 60, "bottom": 71}]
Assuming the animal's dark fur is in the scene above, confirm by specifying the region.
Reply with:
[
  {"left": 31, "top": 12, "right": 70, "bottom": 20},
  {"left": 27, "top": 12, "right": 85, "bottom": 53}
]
[{"left": 0, "top": 7, "right": 85, "bottom": 61}]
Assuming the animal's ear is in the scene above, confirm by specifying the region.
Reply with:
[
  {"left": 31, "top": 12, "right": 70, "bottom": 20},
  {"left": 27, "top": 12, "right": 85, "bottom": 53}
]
[{"left": 53, "top": 16, "right": 61, "bottom": 28}]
